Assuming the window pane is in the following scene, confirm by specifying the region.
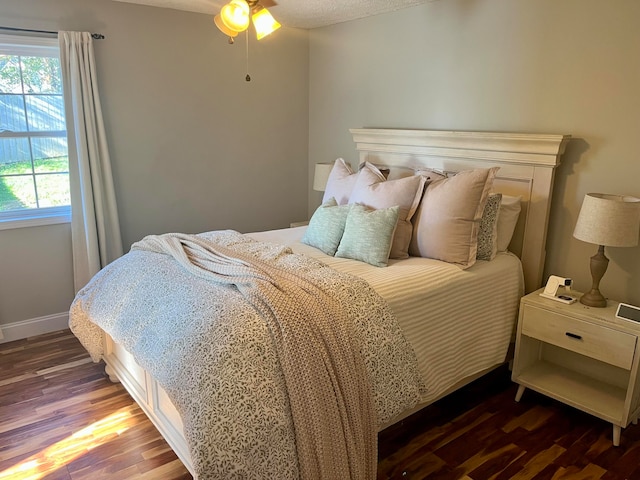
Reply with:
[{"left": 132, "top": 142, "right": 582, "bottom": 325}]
[
  {"left": 0, "top": 94, "right": 27, "bottom": 131},
  {"left": 0, "top": 55, "right": 24, "bottom": 93},
  {"left": 32, "top": 137, "right": 69, "bottom": 173},
  {"left": 25, "top": 95, "right": 66, "bottom": 131},
  {"left": 0, "top": 138, "right": 31, "bottom": 174},
  {"left": 0, "top": 175, "right": 37, "bottom": 211},
  {"left": 20, "top": 56, "right": 63, "bottom": 94},
  {"left": 0, "top": 43, "right": 70, "bottom": 220},
  {"left": 35, "top": 173, "right": 70, "bottom": 207}
]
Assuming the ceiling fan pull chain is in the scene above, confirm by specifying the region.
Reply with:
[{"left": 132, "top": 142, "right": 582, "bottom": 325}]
[{"left": 245, "top": 29, "right": 251, "bottom": 82}]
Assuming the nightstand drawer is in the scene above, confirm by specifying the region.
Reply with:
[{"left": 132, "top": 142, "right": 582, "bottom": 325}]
[{"left": 521, "top": 305, "right": 637, "bottom": 370}]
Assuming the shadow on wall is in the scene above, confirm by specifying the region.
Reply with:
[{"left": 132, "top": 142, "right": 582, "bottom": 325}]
[{"left": 543, "top": 137, "right": 589, "bottom": 283}]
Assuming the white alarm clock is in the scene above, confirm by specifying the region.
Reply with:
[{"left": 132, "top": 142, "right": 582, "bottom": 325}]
[{"left": 616, "top": 303, "right": 640, "bottom": 323}]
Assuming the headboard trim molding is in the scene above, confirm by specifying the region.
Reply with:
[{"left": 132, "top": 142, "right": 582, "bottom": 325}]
[{"left": 350, "top": 128, "right": 570, "bottom": 166}]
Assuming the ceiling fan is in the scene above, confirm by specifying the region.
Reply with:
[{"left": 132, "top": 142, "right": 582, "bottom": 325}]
[{"left": 214, "top": 0, "right": 281, "bottom": 43}]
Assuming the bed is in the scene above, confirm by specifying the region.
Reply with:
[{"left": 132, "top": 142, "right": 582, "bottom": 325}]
[{"left": 69, "top": 128, "right": 571, "bottom": 479}]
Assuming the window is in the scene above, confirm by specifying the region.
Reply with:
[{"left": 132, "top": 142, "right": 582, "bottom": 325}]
[{"left": 0, "top": 34, "right": 70, "bottom": 229}]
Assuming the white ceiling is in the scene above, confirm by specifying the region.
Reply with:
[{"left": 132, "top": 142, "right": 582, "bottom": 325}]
[{"left": 111, "top": 0, "right": 435, "bottom": 29}]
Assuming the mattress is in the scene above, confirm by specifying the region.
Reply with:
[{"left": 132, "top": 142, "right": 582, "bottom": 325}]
[{"left": 250, "top": 226, "right": 525, "bottom": 406}]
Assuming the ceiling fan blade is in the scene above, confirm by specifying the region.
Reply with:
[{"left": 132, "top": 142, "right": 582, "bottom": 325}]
[{"left": 260, "top": 0, "right": 278, "bottom": 8}]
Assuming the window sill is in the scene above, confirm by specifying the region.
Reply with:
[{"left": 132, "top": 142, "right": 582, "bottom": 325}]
[{"left": 0, "top": 208, "right": 71, "bottom": 231}]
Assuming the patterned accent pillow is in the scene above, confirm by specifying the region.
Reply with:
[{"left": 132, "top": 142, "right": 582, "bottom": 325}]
[
  {"left": 301, "top": 198, "right": 351, "bottom": 256},
  {"left": 476, "top": 193, "right": 502, "bottom": 261},
  {"left": 322, "top": 158, "right": 358, "bottom": 205},
  {"left": 335, "top": 204, "right": 400, "bottom": 267}
]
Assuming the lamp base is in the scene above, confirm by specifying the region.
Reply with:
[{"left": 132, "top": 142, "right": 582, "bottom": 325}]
[
  {"left": 580, "top": 245, "right": 609, "bottom": 308},
  {"left": 580, "top": 289, "right": 607, "bottom": 308}
]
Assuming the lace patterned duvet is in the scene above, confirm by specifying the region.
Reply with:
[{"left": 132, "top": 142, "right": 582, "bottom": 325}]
[{"left": 69, "top": 230, "right": 425, "bottom": 479}]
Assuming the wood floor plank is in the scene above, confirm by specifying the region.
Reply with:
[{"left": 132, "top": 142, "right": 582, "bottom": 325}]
[
  {"left": 500, "top": 443, "right": 565, "bottom": 480},
  {"left": 3, "top": 330, "right": 640, "bottom": 480}
]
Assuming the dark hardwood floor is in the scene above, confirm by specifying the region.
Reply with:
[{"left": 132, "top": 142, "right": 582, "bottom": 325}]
[{"left": 1, "top": 329, "right": 639, "bottom": 479}]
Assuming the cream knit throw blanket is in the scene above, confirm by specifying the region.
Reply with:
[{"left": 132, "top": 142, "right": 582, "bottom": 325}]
[{"left": 135, "top": 232, "right": 376, "bottom": 479}]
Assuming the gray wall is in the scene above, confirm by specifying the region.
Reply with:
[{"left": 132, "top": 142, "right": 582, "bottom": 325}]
[
  {"left": 3, "top": 0, "right": 639, "bottom": 332},
  {"left": 0, "top": 0, "right": 309, "bottom": 328},
  {"left": 309, "top": 0, "right": 640, "bottom": 305}
]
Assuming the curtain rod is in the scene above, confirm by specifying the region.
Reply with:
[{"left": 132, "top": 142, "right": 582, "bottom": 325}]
[{"left": 0, "top": 26, "right": 105, "bottom": 39}]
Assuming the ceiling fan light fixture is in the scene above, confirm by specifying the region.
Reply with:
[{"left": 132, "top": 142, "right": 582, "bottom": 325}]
[
  {"left": 252, "top": 6, "right": 281, "bottom": 40},
  {"left": 214, "top": 13, "right": 240, "bottom": 37},
  {"left": 217, "top": 0, "right": 250, "bottom": 34}
]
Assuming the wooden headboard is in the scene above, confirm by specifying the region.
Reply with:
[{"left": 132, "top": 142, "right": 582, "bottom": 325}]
[{"left": 349, "top": 128, "right": 571, "bottom": 293}]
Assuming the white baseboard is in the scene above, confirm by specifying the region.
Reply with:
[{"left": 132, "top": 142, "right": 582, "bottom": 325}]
[{"left": 0, "top": 312, "right": 69, "bottom": 344}]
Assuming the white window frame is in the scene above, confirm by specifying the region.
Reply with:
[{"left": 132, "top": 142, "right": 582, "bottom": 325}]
[{"left": 0, "top": 33, "right": 71, "bottom": 230}]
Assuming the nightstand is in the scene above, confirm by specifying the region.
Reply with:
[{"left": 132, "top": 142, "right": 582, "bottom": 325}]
[{"left": 512, "top": 289, "right": 640, "bottom": 446}]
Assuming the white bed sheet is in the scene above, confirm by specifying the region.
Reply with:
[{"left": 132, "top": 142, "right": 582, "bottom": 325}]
[{"left": 250, "top": 226, "right": 524, "bottom": 407}]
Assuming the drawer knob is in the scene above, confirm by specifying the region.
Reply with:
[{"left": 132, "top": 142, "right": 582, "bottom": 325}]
[{"left": 565, "top": 332, "right": 583, "bottom": 340}]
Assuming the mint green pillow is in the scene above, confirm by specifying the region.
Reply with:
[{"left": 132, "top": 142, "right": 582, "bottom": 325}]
[
  {"left": 335, "top": 204, "right": 400, "bottom": 267},
  {"left": 301, "top": 198, "right": 351, "bottom": 255}
]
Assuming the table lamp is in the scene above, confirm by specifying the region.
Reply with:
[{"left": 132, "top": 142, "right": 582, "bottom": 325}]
[
  {"left": 313, "top": 163, "right": 333, "bottom": 192},
  {"left": 572, "top": 193, "right": 640, "bottom": 307}
]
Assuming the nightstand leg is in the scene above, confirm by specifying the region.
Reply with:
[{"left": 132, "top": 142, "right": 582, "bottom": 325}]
[
  {"left": 633, "top": 417, "right": 638, "bottom": 425},
  {"left": 515, "top": 384, "right": 526, "bottom": 402},
  {"left": 613, "top": 425, "right": 621, "bottom": 447}
]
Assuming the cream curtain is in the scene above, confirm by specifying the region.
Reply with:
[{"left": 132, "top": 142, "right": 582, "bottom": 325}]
[{"left": 59, "top": 31, "right": 123, "bottom": 293}]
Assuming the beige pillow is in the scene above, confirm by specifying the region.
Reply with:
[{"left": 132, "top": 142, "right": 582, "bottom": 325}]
[
  {"left": 322, "top": 158, "right": 358, "bottom": 205},
  {"left": 415, "top": 168, "right": 448, "bottom": 185},
  {"left": 349, "top": 163, "right": 426, "bottom": 259},
  {"left": 409, "top": 167, "right": 499, "bottom": 268}
]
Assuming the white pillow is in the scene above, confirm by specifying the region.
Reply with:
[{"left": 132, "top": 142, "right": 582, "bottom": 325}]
[
  {"left": 497, "top": 195, "right": 522, "bottom": 252},
  {"left": 409, "top": 167, "right": 499, "bottom": 268},
  {"left": 349, "top": 162, "right": 426, "bottom": 259},
  {"left": 322, "top": 158, "right": 357, "bottom": 205}
]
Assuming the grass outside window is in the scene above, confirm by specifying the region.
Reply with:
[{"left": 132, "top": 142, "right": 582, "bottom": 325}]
[{"left": 0, "top": 156, "right": 70, "bottom": 211}]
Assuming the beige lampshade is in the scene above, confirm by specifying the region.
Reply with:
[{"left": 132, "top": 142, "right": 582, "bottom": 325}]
[
  {"left": 313, "top": 163, "right": 333, "bottom": 192},
  {"left": 573, "top": 193, "right": 640, "bottom": 247}
]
